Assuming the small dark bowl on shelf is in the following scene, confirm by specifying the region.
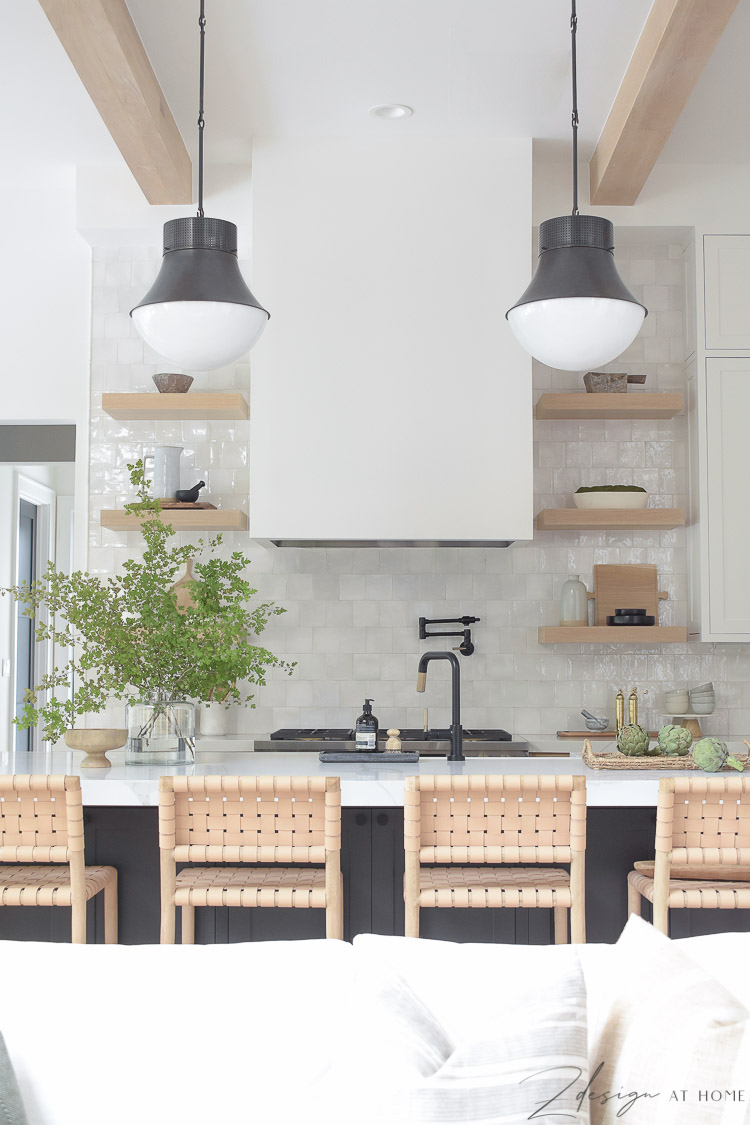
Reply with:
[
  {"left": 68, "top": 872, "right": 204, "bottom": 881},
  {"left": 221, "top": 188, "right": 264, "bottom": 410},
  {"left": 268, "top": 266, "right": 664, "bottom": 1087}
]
[
  {"left": 615, "top": 608, "right": 646, "bottom": 616},
  {"left": 153, "top": 373, "right": 194, "bottom": 394},
  {"left": 607, "top": 614, "right": 655, "bottom": 626}
]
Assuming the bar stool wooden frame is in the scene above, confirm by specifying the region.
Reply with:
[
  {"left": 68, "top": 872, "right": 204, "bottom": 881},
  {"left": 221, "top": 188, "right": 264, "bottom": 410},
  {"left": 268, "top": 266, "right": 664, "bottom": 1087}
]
[
  {"left": 0, "top": 775, "right": 117, "bottom": 943},
  {"left": 404, "top": 774, "right": 586, "bottom": 942},
  {"left": 628, "top": 776, "right": 750, "bottom": 935},
  {"left": 159, "top": 775, "right": 343, "bottom": 943}
]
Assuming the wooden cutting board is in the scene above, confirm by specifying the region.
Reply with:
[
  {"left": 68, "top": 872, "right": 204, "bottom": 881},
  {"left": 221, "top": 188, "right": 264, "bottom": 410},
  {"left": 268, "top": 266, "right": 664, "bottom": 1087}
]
[
  {"left": 590, "top": 564, "right": 666, "bottom": 625},
  {"left": 172, "top": 558, "right": 197, "bottom": 612}
]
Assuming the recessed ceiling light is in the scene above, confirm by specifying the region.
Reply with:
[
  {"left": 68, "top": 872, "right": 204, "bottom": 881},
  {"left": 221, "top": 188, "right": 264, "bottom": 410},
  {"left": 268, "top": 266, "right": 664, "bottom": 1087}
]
[{"left": 369, "top": 104, "right": 414, "bottom": 120}]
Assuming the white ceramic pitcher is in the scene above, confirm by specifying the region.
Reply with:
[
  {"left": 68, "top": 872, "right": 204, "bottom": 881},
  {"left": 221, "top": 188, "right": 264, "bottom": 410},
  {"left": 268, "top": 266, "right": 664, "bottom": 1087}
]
[{"left": 146, "top": 445, "right": 183, "bottom": 500}]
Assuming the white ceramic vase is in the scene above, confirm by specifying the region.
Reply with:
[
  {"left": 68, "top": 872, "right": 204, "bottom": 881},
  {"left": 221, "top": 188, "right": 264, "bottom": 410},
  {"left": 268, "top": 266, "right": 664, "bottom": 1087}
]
[
  {"left": 152, "top": 445, "right": 183, "bottom": 500},
  {"left": 199, "top": 702, "right": 232, "bottom": 737}
]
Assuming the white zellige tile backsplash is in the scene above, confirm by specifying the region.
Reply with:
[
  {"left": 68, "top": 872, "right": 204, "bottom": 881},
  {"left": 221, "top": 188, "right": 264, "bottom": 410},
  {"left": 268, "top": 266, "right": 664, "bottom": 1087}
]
[{"left": 88, "top": 241, "right": 750, "bottom": 740}]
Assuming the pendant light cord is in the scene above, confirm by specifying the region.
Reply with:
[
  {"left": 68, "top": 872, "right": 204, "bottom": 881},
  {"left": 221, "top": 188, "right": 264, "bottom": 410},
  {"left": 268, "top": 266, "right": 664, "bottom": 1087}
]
[
  {"left": 197, "top": 0, "right": 206, "bottom": 218},
  {"left": 570, "top": 0, "right": 579, "bottom": 216}
]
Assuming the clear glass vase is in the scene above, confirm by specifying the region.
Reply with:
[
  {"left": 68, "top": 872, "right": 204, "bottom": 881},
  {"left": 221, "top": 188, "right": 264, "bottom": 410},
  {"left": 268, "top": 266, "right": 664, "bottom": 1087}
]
[
  {"left": 126, "top": 699, "right": 195, "bottom": 765},
  {"left": 559, "top": 574, "right": 588, "bottom": 626}
]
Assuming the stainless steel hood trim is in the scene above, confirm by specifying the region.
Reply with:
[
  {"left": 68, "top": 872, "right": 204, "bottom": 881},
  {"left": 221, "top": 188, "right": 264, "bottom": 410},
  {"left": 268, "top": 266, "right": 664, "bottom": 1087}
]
[{"left": 269, "top": 539, "right": 514, "bottom": 548}]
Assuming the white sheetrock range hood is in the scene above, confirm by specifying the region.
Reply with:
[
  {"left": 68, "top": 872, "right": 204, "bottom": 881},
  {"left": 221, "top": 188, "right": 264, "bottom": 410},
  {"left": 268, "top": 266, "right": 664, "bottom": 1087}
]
[{"left": 249, "top": 138, "right": 533, "bottom": 546}]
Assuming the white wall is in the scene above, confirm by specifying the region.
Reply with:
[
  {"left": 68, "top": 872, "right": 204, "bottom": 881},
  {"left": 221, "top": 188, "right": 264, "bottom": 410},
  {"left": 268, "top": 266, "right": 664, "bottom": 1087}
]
[
  {"left": 533, "top": 157, "right": 750, "bottom": 232},
  {"left": 0, "top": 166, "right": 91, "bottom": 573},
  {"left": 76, "top": 163, "right": 253, "bottom": 250}
]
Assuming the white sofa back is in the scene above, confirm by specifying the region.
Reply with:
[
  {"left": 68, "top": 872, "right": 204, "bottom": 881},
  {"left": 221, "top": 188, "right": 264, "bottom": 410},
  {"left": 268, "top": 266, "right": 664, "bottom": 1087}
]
[{"left": 1, "top": 930, "right": 748, "bottom": 1125}]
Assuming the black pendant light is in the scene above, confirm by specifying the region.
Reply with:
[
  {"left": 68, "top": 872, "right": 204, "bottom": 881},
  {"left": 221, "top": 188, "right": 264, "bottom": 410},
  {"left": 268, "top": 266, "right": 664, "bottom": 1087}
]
[
  {"left": 131, "top": 0, "right": 269, "bottom": 371},
  {"left": 506, "top": 1, "right": 646, "bottom": 371}
]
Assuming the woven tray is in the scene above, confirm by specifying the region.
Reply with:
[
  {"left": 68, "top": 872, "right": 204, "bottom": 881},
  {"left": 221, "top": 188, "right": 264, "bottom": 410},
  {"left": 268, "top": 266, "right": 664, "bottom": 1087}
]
[{"left": 582, "top": 740, "right": 750, "bottom": 771}]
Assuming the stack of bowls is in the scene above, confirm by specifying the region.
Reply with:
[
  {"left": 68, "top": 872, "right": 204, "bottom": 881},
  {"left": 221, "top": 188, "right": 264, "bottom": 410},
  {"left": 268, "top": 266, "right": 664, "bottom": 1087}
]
[
  {"left": 689, "top": 682, "right": 715, "bottom": 715},
  {"left": 664, "top": 689, "right": 690, "bottom": 716}
]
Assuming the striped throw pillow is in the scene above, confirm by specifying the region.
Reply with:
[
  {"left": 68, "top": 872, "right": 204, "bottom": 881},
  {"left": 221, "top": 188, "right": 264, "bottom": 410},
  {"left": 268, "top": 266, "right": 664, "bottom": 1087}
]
[{"left": 358, "top": 953, "right": 589, "bottom": 1124}]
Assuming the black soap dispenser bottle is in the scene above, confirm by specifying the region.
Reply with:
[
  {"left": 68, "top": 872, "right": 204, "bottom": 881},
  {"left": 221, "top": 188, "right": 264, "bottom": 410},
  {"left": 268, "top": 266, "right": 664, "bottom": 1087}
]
[{"left": 355, "top": 699, "right": 379, "bottom": 752}]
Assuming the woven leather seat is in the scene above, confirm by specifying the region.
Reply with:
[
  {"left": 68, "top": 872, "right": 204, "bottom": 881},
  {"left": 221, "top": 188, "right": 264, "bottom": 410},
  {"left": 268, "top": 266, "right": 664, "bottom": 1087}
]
[
  {"left": 0, "top": 775, "right": 117, "bottom": 943},
  {"left": 159, "top": 776, "right": 342, "bottom": 943},
  {"left": 628, "top": 869, "right": 750, "bottom": 910},
  {"left": 404, "top": 775, "right": 587, "bottom": 942},
  {"left": 417, "top": 866, "right": 572, "bottom": 909},
  {"left": 628, "top": 777, "right": 750, "bottom": 934},
  {"left": 0, "top": 865, "right": 115, "bottom": 906},
  {"left": 174, "top": 866, "right": 327, "bottom": 909}
]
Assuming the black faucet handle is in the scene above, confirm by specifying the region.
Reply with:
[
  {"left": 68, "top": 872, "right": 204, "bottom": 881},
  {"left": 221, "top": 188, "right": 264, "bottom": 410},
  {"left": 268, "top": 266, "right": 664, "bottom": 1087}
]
[{"left": 453, "top": 630, "right": 475, "bottom": 657}]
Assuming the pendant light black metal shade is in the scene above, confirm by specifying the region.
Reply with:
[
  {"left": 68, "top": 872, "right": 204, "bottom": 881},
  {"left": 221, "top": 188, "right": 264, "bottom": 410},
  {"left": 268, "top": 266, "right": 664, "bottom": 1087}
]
[
  {"left": 509, "top": 216, "right": 646, "bottom": 309},
  {"left": 133, "top": 218, "right": 268, "bottom": 311}
]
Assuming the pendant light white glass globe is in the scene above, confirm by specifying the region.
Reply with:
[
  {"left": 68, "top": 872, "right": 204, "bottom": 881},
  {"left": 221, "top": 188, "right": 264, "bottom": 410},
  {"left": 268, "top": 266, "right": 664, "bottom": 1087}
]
[
  {"left": 132, "top": 300, "right": 268, "bottom": 371},
  {"left": 507, "top": 295, "right": 645, "bottom": 372}
]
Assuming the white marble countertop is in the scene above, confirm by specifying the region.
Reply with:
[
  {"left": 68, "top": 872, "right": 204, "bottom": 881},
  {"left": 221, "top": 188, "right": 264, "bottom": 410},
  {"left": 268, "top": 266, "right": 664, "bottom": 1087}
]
[{"left": 3, "top": 738, "right": 745, "bottom": 808}]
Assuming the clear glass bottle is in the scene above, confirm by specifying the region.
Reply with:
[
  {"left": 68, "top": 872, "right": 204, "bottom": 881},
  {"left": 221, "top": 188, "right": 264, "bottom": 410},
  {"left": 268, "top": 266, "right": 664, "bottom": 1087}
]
[
  {"left": 126, "top": 697, "right": 195, "bottom": 765},
  {"left": 559, "top": 575, "right": 588, "bottom": 626}
]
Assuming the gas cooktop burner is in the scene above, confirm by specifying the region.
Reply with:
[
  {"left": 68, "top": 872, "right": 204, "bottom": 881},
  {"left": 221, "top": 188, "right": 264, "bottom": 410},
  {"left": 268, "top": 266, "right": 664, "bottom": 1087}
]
[{"left": 269, "top": 728, "right": 513, "bottom": 742}]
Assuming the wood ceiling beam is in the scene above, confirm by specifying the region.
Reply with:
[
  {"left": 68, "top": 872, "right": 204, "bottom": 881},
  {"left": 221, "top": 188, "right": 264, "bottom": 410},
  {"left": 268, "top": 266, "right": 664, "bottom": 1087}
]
[
  {"left": 590, "top": 0, "right": 741, "bottom": 206},
  {"left": 38, "top": 0, "right": 192, "bottom": 204}
]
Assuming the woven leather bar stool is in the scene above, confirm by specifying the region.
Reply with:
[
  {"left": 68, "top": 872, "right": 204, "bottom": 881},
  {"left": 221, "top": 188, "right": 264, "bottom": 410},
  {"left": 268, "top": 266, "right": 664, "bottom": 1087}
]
[
  {"left": 159, "top": 775, "right": 343, "bottom": 943},
  {"left": 628, "top": 776, "right": 750, "bottom": 935},
  {"left": 404, "top": 774, "right": 587, "bottom": 942},
  {"left": 0, "top": 775, "right": 117, "bottom": 943}
]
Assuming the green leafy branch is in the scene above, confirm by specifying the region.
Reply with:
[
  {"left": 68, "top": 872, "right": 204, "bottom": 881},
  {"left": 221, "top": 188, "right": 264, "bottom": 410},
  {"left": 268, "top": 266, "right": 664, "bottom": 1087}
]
[{"left": 1, "top": 460, "right": 294, "bottom": 741}]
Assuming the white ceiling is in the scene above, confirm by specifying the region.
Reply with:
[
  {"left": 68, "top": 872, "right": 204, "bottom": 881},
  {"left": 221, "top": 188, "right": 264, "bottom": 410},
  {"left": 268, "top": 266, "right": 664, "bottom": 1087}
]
[
  {"left": 9, "top": 0, "right": 750, "bottom": 189},
  {"left": 5, "top": 2, "right": 119, "bottom": 168},
  {"left": 125, "top": 0, "right": 654, "bottom": 163},
  {"left": 660, "top": 0, "right": 750, "bottom": 164}
]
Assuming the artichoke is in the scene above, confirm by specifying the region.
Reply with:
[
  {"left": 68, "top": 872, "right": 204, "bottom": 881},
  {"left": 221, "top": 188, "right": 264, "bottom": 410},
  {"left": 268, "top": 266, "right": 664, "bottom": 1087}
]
[
  {"left": 617, "top": 724, "right": 654, "bottom": 757},
  {"left": 692, "top": 737, "right": 745, "bottom": 773},
  {"left": 657, "top": 724, "right": 693, "bottom": 757}
]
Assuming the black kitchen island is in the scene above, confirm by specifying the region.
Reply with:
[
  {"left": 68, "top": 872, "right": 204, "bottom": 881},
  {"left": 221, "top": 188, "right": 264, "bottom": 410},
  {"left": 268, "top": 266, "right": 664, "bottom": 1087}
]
[{"left": 0, "top": 748, "right": 747, "bottom": 945}]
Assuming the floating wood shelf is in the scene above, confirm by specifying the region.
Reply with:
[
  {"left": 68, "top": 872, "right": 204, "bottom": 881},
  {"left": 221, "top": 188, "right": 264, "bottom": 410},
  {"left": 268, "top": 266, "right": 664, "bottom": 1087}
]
[
  {"left": 102, "top": 392, "right": 248, "bottom": 421},
  {"left": 100, "top": 509, "right": 248, "bottom": 532},
  {"left": 538, "top": 626, "right": 688, "bottom": 644},
  {"left": 535, "top": 393, "right": 683, "bottom": 420},
  {"left": 536, "top": 508, "right": 685, "bottom": 531}
]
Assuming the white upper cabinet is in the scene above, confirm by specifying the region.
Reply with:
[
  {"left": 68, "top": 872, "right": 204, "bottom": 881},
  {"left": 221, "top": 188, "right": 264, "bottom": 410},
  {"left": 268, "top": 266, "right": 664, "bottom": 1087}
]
[
  {"left": 690, "top": 234, "right": 750, "bottom": 640},
  {"left": 704, "top": 235, "right": 750, "bottom": 349},
  {"left": 704, "top": 358, "right": 750, "bottom": 636},
  {"left": 248, "top": 138, "right": 533, "bottom": 544}
]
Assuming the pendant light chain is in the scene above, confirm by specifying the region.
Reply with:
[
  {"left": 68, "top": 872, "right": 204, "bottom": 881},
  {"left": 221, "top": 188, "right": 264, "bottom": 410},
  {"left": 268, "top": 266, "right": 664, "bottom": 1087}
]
[
  {"left": 570, "top": 0, "right": 579, "bottom": 216},
  {"left": 197, "top": 0, "right": 206, "bottom": 218}
]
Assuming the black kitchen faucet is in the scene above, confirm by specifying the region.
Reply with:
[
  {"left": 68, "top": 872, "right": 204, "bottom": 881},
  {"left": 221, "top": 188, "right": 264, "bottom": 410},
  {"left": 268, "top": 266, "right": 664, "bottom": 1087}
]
[
  {"left": 418, "top": 615, "right": 480, "bottom": 656},
  {"left": 416, "top": 651, "right": 464, "bottom": 762}
]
